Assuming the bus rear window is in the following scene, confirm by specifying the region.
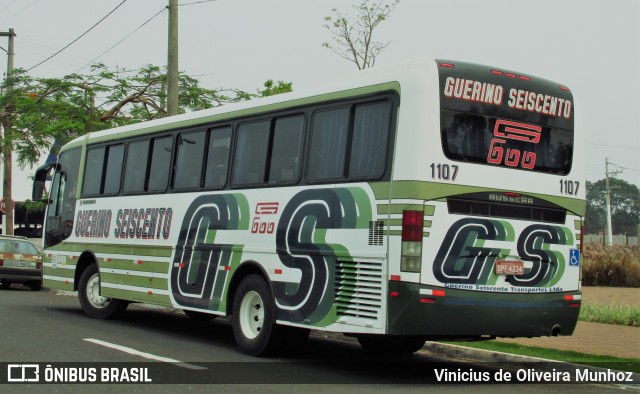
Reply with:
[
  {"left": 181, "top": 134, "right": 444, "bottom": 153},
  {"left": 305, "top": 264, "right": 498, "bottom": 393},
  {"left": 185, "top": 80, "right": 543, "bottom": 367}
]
[{"left": 441, "top": 110, "right": 573, "bottom": 175}]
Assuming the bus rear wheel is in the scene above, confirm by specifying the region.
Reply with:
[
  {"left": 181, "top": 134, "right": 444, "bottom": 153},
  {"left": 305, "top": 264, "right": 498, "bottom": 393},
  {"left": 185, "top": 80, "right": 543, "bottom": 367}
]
[
  {"left": 78, "top": 264, "right": 128, "bottom": 319},
  {"left": 232, "top": 274, "right": 286, "bottom": 356},
  {"left": 357, "top": 335, "right": 426, "bottom": 355}
]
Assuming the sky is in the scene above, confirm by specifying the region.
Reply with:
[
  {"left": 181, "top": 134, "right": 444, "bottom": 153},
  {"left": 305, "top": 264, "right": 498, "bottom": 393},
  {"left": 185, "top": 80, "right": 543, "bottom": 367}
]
[{"left": 0, "top": 0, "right": 639, "bottom": 201}]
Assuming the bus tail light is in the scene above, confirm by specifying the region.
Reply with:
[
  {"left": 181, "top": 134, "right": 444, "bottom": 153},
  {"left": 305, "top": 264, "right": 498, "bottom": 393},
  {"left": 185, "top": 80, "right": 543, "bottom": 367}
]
[{"left": 401, "top": 210, "right": 423, "bottom": 273}]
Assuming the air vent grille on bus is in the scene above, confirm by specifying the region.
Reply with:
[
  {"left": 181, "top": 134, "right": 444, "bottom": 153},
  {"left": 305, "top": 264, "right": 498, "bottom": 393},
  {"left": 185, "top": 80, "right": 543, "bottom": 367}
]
[
  {"left": 447, "top": 198, "right": 566, "bottom": 224},
  {"left": 368, "top": 220, "right": 384, "bottom": 246},
  {"left": 335, "top": 260, "right": 383, "bottom": 321}
]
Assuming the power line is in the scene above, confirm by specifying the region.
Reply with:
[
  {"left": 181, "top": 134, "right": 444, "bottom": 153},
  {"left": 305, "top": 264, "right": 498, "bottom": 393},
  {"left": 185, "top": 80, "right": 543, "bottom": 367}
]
[
  {"left": 178, "top": 0, "right": 216, "bottom": 6},
  {"left": 0, "top": 0, "right": 42, "bottom": 26},
  {"left": 609, "top": 162, "right": 640, "bottom": 173},
  {"left": 20, "top": 36, "right": 93, "bottom": 64},
  {"left": 26, "top": 0, "right": 129, "bottom": 72},
  {"left": 0, "top": 0, "right": 20, "bottom": 15},
  {"left": 76, "top": 7, "right": 166, "bottom": 73}
]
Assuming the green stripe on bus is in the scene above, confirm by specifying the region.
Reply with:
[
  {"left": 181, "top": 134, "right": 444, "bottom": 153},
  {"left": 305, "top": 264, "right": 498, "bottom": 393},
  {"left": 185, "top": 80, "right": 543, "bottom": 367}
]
[
  {"left": 46, "top": 243, "right": 173, "bottom": 257},
  {"left": 44, "top": 279, "right": 73, "bottom": 291},
  {"left": 45, "top": 267, "right": 75, "bottom": 278},
  {"left": 100, "top": 260, "right": 170, "bottom": 274},
  {"left": 376, "top": 204, "right": 435, "bottom": 216},
  {"left": 370, "top": 181, "right": 585, "bottom": 215},
  {"left": 101, "top": 273, "right": 168, "bottom": 290},
  {"left": 102, "top": 287, "right": 117, "bottom": 298},
  {"left": 115, "top": 290, "right": 172, "bottom": 306},
  {"left": 382, "top": 219, "right": 432, "bottom": 228}
]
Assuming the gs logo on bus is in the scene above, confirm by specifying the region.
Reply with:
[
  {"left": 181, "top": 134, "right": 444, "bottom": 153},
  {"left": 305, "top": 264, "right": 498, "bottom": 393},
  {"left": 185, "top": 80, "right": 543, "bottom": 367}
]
[
  {"left": 169, "top": 188, "right": 372, "bottom": 325},
  {"left": 433, "top": 218, "right": 572, "bottom": 287},
  {"left": 170, "top": 194, "right": 250, "bottom": 311}
]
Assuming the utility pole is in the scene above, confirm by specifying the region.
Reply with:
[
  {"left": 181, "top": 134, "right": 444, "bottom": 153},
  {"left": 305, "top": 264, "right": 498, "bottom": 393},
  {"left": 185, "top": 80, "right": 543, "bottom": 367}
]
[
  {"left": 167, "top": 0, "right": 179, "bottom": 116},
  {"left": 604, "top": 157, "right": 613, "bottom": 246},
  {"left": 1, "top": 28, "right": 15, "bottom": 236}
]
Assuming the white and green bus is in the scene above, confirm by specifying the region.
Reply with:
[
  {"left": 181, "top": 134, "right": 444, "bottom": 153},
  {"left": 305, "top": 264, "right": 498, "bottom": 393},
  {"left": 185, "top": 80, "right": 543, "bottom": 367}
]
[{"left": 33, "top": 59, "right": 584, "bottom": 356}]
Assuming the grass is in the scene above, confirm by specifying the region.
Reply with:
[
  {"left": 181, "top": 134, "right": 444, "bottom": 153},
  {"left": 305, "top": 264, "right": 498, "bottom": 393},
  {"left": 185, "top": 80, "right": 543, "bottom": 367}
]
[
  {"left": 441, "top": 340, "right": 640, "bottom": 373},
  {"left": 579, "top": 303, "right": 640, "bottom": 326}
]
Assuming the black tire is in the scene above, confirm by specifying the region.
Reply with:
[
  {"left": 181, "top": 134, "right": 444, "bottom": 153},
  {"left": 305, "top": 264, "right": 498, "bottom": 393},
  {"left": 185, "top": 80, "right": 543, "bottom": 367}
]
[
  {"left": 0, "top": 280, "right": 12, "bottom": 290},
  {"left": 183, "top": 310, "right": 216, "bottom": 321},
  {"left": 232, "top": 274, "right": 285, "bottom": 356},
  {"left": 78, "top": 264, "right": 128, "bottom": 319},
  {"left": 357, "top": 335, "right": 426, "bottom": 355},
  {"left": 29, "top": 281, "right": 42, "bottom": 291}
]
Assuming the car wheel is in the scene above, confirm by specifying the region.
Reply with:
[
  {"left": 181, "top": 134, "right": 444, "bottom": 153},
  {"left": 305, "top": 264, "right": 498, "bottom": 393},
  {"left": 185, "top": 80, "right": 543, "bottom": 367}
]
[
  {"left": 0, "top": 280, "right": 12, "bottom": 290},
  {"left": 232, "top": 274, "right": 285, "bottom": 356},
  {"left": 29, "top": 281, "right": 42, "bottom": 291},
  {"left": 78, "top": 264, "right": 128, "bottom": 319}
]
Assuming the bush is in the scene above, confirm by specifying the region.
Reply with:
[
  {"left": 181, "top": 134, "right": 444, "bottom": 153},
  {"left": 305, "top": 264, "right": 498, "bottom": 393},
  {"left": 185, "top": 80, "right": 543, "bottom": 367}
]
[{"left": 582, "top": 243, "right": 640, "bottom": 287}]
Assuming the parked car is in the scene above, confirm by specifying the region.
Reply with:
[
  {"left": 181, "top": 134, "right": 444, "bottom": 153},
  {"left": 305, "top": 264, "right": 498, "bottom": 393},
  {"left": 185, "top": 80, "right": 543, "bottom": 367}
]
[{"left": 0, "top": 235, "right": 43, "bottom": 291}]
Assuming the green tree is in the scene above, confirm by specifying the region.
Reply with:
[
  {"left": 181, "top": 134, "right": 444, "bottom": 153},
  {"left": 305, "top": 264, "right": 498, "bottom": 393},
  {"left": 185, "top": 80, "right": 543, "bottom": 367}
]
[
  {"left": 1, "top": 64, "right": 290, "bottom": 168},
  {"left": 257, "top": 80, "right": 293, "bottom": 97},
  {"left": 322, "top": 0, "right": 399, "bottom": 70},
  {"left": 586, "top": 178, "right": 640, "bottom": 236}
]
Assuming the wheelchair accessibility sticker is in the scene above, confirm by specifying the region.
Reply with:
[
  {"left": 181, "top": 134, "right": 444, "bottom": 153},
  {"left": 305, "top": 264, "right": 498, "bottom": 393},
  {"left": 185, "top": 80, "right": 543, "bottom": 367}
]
[{"left": 569, "top": 249, "right": 580, "bottom": 267}]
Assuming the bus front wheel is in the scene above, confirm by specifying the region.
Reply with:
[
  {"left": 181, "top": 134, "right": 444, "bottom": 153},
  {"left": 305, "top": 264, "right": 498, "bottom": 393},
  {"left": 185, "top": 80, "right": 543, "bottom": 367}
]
[
  {"left": 78, "top": 264, "right": 128, "bottom": 319},
  {"left": 232, "top": 274, "right": 284, "bottom": 356}
]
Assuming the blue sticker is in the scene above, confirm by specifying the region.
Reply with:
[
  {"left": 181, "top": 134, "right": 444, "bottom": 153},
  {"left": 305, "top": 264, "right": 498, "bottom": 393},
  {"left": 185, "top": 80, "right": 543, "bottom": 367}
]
[{"left": 569, "top": 249, "right": 580, "bottom": 267}]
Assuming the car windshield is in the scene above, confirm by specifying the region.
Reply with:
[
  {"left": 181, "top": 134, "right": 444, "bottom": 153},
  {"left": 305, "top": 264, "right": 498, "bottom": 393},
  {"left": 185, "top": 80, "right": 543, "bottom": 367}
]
[{"left": 0, "top": 239, "right": 40, "bottom": 254}]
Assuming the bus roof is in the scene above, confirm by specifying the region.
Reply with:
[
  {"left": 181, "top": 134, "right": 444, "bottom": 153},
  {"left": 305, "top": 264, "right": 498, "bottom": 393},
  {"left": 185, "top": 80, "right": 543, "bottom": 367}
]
[{"left": 61, "top": 58, "right": 572, "bottom": 151}]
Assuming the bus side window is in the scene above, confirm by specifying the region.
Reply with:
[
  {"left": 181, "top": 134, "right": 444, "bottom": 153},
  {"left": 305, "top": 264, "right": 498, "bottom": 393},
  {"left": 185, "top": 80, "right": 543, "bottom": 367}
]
[
  {"left": 147, "top": 137, "right": 173, "bottom": 193},
  {"left": 123, "top": 140, "right": 150, "bottom": 194},
  {"left": 103, "top": 144, "right": 124, "bottom": 195},
  {"left": 82, "top": 147, "right": 105, "bottom": 196},
  {"left": 47, "top": 171, "right": 63, "bottom": 217},
  {"left": 269, "top": 115, "right": 304, "bottom": 184},
  {"left": 174, "top": 130, "right": 206, "bottom": 190},
  {"left": 232, "top": 121, "right": 270, "bottom": 186},
  {"left": 308, "top": 108, "right": 349, "bottom": 180},
  {"left": 204, "top": 127, "right": 231, "bottom": 189},
  {"left": 349, "top": 101, "right": 391, "bottom": 178}
]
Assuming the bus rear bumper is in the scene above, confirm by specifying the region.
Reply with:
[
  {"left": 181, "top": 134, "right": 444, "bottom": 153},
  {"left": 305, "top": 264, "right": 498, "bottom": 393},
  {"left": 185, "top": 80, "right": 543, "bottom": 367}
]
[{"left": 387, "top": 281, "right": 581, "bottom": 339}]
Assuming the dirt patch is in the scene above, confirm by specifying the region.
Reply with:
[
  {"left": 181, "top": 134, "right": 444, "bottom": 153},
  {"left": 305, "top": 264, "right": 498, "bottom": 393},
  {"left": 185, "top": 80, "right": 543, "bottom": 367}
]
[{"left": 581, "top": 286, "right": 640, "bottom": 307}]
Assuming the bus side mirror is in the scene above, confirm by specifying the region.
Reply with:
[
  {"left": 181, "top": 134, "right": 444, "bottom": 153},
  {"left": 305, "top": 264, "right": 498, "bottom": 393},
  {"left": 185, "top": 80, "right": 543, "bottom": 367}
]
[{"left": 32, "top": 163, "right": 59, "bottom": 203}]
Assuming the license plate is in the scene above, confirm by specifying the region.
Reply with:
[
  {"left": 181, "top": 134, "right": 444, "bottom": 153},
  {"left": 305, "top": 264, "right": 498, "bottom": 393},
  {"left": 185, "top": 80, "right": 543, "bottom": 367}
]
[
  {"left": 9, "top": 260, "right": 31, "bottom": 268},
  {"left": 495, "top": 260, "right": 524, "bottom": 275}
]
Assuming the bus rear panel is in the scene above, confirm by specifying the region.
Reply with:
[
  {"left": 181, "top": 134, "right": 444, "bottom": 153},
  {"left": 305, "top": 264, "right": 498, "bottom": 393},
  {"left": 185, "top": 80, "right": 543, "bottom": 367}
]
[{"left": 384, "top": 60, "right": 583, "bottom": 339}]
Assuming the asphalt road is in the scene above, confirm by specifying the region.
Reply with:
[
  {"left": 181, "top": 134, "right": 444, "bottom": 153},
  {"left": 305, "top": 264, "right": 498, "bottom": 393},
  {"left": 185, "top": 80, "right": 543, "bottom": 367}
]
[{"left": 0, "top": 285, "right": 635, "bottom": 393}]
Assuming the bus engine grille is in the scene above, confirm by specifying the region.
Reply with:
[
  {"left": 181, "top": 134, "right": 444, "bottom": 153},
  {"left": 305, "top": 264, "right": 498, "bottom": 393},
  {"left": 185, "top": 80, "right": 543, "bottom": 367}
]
[{"left": 335, "top": 260, "right": 383, "bottom": 322}]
